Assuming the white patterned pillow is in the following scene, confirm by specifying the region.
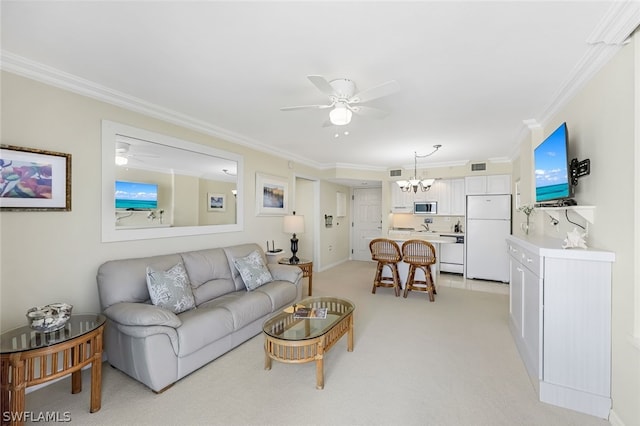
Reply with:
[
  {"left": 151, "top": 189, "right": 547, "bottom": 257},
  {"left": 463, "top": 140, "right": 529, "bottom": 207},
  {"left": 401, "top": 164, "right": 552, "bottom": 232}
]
[
  {"left": 233, "top": 250, "right": 273, "bottom": 291},
  {"left": 146, "top": 262, "right": 196, "bottom": 314}
]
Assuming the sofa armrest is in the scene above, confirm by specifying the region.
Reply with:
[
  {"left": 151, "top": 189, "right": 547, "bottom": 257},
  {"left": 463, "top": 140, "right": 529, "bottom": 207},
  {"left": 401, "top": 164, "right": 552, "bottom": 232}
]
[
  {"left": 268, "top": 264, "right": 303, "bottom": 285},
  {"left": 104, "top": 302, "right": 182, "bottom": 328}
]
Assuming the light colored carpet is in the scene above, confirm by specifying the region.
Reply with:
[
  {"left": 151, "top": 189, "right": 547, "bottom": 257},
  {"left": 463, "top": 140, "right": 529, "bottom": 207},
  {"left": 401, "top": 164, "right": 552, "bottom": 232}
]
[{"left": 26, "top": 261, "right": 609, "bottom": 425}]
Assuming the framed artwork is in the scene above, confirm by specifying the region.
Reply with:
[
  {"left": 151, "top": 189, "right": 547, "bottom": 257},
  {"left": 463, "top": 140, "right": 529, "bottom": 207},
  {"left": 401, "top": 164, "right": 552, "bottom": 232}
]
[
  {"left": 255, "top": 172, "right": 288, "bottom": 216},
  {"left": 207, "top": 193, "right": 226, "bottom": 212},
  {"left": 0, "top": 145, "right": 71, "bottom": 211}
]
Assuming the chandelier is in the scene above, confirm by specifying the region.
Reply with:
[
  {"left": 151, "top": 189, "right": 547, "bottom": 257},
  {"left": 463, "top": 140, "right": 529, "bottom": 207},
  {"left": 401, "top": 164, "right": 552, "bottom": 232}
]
[{"left": 396, "top": 145, "right": 442, "bottom": 193}]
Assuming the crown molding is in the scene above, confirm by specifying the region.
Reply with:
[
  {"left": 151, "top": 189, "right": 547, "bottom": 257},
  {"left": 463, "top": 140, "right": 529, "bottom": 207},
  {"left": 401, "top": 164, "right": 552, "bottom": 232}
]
[
  {"left": 0, "top": 50, "right": 329, "bottom": 170},
  {"left": 586, "top": 1, "right": 640, "bottom": 45}
]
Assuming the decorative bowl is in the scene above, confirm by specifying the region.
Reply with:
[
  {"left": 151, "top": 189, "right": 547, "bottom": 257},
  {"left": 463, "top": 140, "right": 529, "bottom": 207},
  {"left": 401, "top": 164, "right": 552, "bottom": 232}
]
[{"left": 26, "top": 303, "right": 73, "bottom": 332}]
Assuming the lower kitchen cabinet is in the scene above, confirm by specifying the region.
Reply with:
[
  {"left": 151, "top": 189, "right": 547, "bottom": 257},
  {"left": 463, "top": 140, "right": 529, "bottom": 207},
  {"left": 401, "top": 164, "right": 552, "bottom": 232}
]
[{"left": 506, "top": 235, "right": 615, "bottom": 419}]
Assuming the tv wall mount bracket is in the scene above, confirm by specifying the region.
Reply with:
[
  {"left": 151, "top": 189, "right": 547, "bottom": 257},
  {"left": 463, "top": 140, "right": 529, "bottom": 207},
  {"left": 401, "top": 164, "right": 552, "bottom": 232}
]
[{"left": 570, "top": 158, "right": 590, "bottom": 186}]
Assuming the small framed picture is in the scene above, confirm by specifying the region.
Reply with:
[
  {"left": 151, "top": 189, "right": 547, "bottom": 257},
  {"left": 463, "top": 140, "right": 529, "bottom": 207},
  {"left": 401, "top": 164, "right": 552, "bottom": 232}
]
[
  {"left": 255, "top": 173, "right": 288, "bottom": 216},
  {"left": 207, "top": 193, "right": 226, "bottom": 212},
  {"left": 0, "top": 144, "right": 72, "bottom": 211}
]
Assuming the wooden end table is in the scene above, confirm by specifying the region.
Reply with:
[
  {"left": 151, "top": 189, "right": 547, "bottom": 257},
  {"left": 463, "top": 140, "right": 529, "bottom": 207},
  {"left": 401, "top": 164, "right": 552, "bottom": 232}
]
[
  {"left": 278, "top": 258, "right": 313, "bottom": 296},
  {"left": 1, "top": 314, "right": 106, "bottom": 426}
]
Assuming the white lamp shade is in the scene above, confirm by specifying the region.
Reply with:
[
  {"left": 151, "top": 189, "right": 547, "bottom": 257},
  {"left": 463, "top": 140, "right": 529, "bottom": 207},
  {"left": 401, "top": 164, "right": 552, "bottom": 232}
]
[
  {"left": 329, "top": 105, "right": 352, "bottom": 126},
  {"left": 283, "top": 214, "right": 305, "bottom": 234},
  {"left": 396, "top": 180, "right": 409, "bottom": 187},
  {"left": 421, "top": 178, "right": 435, "bottom": 187}
]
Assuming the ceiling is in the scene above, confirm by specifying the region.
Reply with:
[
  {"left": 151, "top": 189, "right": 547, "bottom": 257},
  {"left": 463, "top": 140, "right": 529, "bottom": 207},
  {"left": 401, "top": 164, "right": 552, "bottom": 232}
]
[{"left": 2, "top": 1, "right": 639, "bottom": 178}]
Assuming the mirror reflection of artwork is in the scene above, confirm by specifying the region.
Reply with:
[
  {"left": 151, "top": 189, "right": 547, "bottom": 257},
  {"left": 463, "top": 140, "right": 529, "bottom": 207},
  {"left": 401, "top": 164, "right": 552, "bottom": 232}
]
[{"left": 207, "top": 193, "right": 226, "bottom": 212}]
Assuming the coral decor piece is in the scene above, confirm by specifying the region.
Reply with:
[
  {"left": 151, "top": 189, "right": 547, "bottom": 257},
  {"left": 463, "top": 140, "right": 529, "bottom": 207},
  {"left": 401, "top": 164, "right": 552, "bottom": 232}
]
[{"left": 562, "top": 227, "right": 588, "bottom": 249}]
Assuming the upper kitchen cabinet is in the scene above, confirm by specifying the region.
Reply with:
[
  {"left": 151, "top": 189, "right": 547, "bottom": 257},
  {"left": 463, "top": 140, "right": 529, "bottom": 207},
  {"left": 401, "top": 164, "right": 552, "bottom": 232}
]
[
  {"left": 465, "top": 174, "right": 511, "bottom": 195},
  {"left": 449, "top": 178, "right": 466, "bottom": 215},
  {"left": 390, "top": 182, "right": 414, "bottom": 213},
  {"left": 432, "top": 178, "right": 465, "bottom": 216}
]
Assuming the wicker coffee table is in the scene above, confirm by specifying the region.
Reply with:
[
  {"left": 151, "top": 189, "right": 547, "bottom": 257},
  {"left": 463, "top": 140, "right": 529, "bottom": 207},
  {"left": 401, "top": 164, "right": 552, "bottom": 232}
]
[{"left": 263, "top": 296, "right": 354, "bottom": 389}]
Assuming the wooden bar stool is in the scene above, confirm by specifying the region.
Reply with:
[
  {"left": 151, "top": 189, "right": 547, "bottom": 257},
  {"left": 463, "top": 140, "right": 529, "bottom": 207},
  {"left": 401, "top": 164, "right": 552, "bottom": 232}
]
[
  {"left": 401, "top": 239, "right": 437, "bottom": 301},
  {"left": 369, "top": 238, "right": 402, "bottom": 297}
]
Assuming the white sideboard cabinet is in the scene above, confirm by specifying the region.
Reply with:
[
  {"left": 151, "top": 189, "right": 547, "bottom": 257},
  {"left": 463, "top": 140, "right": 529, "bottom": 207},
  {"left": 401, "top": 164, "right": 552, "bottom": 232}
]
[{"left": 506, "top": 235, "right": 615, "bottom": 418}]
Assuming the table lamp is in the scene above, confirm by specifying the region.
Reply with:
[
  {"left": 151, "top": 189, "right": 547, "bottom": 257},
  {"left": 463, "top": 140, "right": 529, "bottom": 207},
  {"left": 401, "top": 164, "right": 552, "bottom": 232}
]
[{"left": 283, "top": 211, "right": 305, "bottom": 263}]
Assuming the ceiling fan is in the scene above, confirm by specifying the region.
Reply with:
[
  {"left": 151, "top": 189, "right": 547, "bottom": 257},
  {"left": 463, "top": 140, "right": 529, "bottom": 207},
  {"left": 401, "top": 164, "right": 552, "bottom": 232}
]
[
  {"left": 115, "top": 140, "right": 159, "bottom": 166},
  {"left": 280, "top": 75, "right": 400, "bottom": 126}
]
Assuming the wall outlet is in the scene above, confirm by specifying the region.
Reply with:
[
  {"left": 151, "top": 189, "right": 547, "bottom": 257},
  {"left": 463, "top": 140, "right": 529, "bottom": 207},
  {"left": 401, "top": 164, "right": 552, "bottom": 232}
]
[{"left": 424, "top": 218, "right": 433, "bottom": 224}]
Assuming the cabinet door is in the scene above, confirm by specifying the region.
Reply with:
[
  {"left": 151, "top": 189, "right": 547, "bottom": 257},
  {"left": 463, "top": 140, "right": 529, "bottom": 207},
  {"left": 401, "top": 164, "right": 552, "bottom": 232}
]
[
  {"left": 464, "top": 176, "right": 487, "bottom": 194},
  {"left": 390, "top": 182, "right": 413, "bottom": 213},
  {"left": 487, "top": 174, "right": 511, "bottom": 194},
  {"left": 450, "top": 178, "right": 465, "bottom": 215},
  {"left": 433, "top": 180, "right": 450, "bottom": 215},
  {"left": 522, "top": 265, "right": 541, "bottom": 379}
]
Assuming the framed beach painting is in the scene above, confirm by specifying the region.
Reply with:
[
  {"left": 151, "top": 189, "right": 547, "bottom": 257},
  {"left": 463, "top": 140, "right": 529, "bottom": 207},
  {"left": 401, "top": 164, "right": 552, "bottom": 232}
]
[
  {"left": 207, "top": 192, "right": 226, "bottom": 212},
  {"left": 255, "top": 173, "right": 288, "bottom": 216},
  {"left": 0, "top": 145, "right": 71, "bottom": 211}
]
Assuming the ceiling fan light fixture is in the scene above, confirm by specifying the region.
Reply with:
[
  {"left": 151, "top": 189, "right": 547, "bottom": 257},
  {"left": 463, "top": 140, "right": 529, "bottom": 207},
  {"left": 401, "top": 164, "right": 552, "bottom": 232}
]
[
  {"left": 115, "top": 155, "right": 128, "bottom": 166},
  {"left": 329, "top": 104, "right": 352, "bottom": 126}
]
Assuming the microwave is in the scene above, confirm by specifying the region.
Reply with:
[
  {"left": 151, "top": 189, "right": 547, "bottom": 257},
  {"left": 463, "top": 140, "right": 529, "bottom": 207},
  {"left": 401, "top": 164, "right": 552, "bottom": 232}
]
[{"left": 414, "top": 201, "right": 437, "bottom": 215}]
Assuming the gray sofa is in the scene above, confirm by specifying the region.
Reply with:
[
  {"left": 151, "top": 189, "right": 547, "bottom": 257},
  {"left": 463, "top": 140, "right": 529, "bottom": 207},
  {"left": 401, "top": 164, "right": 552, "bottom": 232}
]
[{"left": 96, "top": 243, "right": 303, "bottom": 392}]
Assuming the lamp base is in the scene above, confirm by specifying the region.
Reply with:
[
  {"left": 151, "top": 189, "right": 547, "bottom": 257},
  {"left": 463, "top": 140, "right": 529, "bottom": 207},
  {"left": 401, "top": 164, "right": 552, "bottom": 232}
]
[{"left": 289, "top": 234, "right": 299, "bottom": 264}]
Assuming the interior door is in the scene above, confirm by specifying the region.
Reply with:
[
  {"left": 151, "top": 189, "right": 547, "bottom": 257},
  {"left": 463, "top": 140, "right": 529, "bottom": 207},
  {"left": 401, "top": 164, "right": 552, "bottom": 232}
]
[{"left": 351, "top": 187, "right": 382, "bottom": 261}]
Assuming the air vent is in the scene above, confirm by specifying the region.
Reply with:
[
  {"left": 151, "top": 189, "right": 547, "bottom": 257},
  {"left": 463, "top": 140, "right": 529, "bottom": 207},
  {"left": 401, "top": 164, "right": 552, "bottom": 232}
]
[
  {"left": 389, "top": 169, "right": 402, "bottom": 177},
  {"left": 471, "top": 163, "right": 486, "bottom": 171}
]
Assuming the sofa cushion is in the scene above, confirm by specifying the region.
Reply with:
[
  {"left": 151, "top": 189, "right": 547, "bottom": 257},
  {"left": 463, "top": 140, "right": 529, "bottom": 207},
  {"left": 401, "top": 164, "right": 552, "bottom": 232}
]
[
  {"left": 255, "top": 280, "right": 298, "bottom": 311},
  {"left": 200, "top": 291, "right": 274, "bottom": 330},
  {"left": 232, "top": 250, "right": 273, "bottom": 291},
  {"left": 223, "top": 244, "right": 269, "bottom": 291},
  {"left": 180, "top": 248, "right": 236, "bottom": 305},
  {"left": 146, "top": 262, "right": 196, "bottom": 314},
  {"left": 104, "top": 302, "right": 182, "bottom": 328},
  {"left": 175, "top": 306, "right": 234, "bottom": 357}
]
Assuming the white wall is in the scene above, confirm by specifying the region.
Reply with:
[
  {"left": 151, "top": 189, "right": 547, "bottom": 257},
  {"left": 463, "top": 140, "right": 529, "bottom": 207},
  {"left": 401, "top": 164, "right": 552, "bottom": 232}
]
[
  {"left": 519, "top": 37, "right": 639, "bottom": 425},
  {"left": 0, "top": 72, "right": 345, "bottom": 329}
]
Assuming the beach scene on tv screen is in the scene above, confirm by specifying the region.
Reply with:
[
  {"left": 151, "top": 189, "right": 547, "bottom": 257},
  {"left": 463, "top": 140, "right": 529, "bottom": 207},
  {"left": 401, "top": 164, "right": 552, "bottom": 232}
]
[
  {"left": 535, "top": 130, "right": 570, "bottom": 202},
  {"left": 115, "top": 181, "right": 158, "bottom": 209}
]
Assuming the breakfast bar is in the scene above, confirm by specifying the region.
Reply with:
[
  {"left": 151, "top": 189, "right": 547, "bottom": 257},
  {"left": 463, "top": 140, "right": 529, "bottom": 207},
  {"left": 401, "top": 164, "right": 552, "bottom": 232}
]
[{"left": 377, "top": 231, "right": 458, "bottom": 287}]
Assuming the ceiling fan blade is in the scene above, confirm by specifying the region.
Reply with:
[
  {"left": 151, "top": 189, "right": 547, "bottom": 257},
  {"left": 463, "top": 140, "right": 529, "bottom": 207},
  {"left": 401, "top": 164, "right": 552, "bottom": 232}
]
[
  {"left": 280, "top": 104, "right": 333, "bottom": 111},
  {"left": 307, "top": 75, "right": 337, "bottom": 96},
  {"left": 350, "top": 80, "right": 400, "bottom": 104},
  {"left": 349, "top": 105, "right": 389, "bottom": 119}
]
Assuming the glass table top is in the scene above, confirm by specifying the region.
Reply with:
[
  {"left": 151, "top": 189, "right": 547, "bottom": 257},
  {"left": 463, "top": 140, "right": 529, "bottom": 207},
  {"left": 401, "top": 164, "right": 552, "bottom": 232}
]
[
  {"left": 263, "top": 297, "right": 354, "bottom": 341},
  {"left": 1, "top": 314, "right": 106, "bottom": 354}
]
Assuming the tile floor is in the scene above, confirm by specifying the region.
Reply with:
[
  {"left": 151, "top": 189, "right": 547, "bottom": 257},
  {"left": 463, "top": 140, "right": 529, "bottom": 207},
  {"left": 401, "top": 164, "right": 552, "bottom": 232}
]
[{"left": 437, "top": 271, "right": 510, "bottom": 295}]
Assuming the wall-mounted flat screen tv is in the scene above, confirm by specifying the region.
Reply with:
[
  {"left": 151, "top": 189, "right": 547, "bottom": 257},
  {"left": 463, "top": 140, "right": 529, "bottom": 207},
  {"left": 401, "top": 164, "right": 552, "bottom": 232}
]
[
  {"left": 534, "top": 122, "right": 572, "bottom": 203},
  {"left": 115, "top": 180, "right": 158, "bottom": 210}
]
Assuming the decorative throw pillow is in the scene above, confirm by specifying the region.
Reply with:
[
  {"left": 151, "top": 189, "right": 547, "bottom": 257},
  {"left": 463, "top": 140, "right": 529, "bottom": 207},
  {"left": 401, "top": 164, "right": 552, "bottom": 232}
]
[
  {"left": 233, "top": 250, "right": 273, "bottom": 291},
  {"left": 146, "top": 262, "right": 196, "bottom": 314}
]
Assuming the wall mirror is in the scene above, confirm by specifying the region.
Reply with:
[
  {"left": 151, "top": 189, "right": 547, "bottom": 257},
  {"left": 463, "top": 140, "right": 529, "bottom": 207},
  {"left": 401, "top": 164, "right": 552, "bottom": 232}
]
[{"left": 101, "top": 120, "right": 243, "bottom": 242}]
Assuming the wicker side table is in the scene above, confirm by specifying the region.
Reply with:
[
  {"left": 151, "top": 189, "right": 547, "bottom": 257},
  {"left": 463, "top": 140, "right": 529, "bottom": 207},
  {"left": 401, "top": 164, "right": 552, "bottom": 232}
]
[{"left": 1, "top": 314, "right": 106, "bottom": 426}]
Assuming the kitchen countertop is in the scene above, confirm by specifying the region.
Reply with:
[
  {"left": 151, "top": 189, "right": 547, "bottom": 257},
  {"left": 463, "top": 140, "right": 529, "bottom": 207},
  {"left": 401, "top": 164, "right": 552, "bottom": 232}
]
[{"left": 386, "top": 231, "right": 458, "bottom": 244}]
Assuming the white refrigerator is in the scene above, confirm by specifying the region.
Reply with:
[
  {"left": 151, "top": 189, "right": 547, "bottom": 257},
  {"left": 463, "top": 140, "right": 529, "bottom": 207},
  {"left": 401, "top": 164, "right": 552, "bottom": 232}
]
[{"left": 465, "top": 194, "right": 511, "bottom": 282}]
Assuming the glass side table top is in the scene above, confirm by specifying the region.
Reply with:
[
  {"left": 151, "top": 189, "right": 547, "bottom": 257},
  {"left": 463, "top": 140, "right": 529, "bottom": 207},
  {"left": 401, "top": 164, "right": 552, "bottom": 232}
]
[
  {"left": 277, "top": 258, "right": 311, "bottom": 265},
  {"left": 1, "top": 313, "right": 106, "bottom": 354},
  {"left": 263, "top": 297, "right": 354, "bottom": 341}
]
